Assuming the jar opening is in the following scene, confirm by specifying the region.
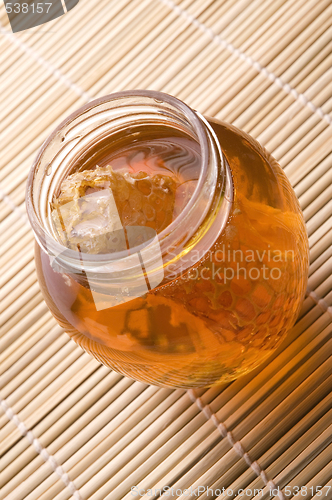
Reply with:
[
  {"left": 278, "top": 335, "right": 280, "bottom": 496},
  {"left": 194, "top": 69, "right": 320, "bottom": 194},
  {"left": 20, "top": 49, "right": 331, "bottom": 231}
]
[{"left": 26, "top": 91, "right": 230, "bottom": 293}]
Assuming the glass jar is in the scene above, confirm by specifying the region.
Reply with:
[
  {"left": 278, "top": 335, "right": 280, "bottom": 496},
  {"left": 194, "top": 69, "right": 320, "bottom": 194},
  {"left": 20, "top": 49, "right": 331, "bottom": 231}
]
[{"left": 26, "top": 91, "right": 309, "bottom": 388}]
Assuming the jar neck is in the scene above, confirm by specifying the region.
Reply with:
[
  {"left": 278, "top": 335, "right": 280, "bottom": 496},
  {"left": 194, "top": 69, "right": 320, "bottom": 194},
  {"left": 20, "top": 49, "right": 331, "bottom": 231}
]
[{"left": 26, "top": 91, "right": 232, "bottom": 284}]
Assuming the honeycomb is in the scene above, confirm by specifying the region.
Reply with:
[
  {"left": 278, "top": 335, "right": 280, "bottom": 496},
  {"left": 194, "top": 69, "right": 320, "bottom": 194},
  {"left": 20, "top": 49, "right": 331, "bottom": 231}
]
[{"left": 51, "top": 165, "right": 178, "bottom": 254}]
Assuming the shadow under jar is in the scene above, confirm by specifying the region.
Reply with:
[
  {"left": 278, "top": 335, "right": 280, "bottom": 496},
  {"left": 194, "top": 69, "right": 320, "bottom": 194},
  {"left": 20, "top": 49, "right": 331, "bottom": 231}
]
[{"left": 26, "top": 91, "right": 309, "bottom": 388}]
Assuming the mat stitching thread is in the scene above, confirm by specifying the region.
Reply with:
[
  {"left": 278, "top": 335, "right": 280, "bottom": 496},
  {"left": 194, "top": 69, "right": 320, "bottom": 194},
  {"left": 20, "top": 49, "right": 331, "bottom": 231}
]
[
  {"left": 60, "top": 0, "right": 68, "bottom": 14},
  {"left": 187, "top": 389, "right": 286, "bottom": 500},
  {"left": 0, "top": 187, "right": 28, "bottom": 223},
  {"left": 159, "top": 0, "right": 332, "bottom": 126},
  {"left": 0, "top": 22, "right": 91, "bottom": 102},
  {"left": 306, "top": 286, "right": 332, "bottom": 318},
  {"left": 0, "top": 397, "right": 82, "bottom": 500}
]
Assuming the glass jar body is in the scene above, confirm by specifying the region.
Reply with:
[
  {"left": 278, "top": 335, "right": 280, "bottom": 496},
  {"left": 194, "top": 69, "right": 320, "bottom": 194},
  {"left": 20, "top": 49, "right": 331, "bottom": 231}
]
[{"left": 32, "top": 113, "right": 309, "bottom": 388}]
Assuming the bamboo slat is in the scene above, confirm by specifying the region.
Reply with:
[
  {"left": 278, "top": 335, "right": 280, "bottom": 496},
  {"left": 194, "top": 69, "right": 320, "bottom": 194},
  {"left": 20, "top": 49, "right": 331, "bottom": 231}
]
[{"left": 1, "top": 0, "right": 331, "bottom": 498}]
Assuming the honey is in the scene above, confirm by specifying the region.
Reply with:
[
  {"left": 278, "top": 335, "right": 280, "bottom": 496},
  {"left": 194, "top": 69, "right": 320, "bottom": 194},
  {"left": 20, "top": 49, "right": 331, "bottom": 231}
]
[{"left": 28, "top": 92, "right": 309, "bottom": 388}]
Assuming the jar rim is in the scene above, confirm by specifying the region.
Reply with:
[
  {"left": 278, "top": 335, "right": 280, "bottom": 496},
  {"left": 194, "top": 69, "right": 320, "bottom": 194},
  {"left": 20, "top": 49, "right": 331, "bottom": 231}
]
[{"left": 26, "top": 90, "right": 228, "bottom": 277}]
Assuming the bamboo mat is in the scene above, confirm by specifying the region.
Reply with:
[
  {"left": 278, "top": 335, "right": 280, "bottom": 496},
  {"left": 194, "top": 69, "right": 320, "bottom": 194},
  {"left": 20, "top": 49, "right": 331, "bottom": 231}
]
[{"left": 0, "top": 0, "right": 332, "bottom": 498}]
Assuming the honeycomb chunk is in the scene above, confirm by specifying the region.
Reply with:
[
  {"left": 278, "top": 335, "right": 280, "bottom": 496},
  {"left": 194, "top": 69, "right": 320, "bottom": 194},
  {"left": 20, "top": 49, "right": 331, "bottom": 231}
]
[{"left": 51, "top": 165, "right": 178, "bottom": 254}]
